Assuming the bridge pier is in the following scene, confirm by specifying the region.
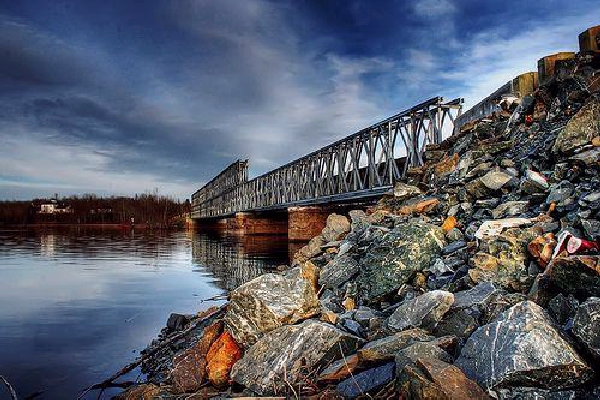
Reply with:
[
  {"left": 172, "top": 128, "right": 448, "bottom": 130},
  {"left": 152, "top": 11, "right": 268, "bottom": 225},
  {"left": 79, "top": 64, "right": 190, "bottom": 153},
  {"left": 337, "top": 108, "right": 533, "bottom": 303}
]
[
  {"left": 198, "top": 211, "right": 288, "bottom": 236},
  {"left": 287, "top": 206, "right": 330, "bottom": 241}
]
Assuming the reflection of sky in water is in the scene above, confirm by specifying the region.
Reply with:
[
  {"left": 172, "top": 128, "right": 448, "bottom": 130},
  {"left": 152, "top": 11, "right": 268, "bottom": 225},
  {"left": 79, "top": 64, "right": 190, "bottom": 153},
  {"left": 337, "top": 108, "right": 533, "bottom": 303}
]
[{"left": 0, "top": 230, "right": 292, "bottom": 399}]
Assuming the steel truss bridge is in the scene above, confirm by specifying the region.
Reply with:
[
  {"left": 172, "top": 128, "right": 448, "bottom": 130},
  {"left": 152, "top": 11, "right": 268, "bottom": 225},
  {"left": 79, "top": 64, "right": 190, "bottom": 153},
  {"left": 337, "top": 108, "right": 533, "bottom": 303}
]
[{"left": 192, "top": 97, "right": 462, "bottom": 219}]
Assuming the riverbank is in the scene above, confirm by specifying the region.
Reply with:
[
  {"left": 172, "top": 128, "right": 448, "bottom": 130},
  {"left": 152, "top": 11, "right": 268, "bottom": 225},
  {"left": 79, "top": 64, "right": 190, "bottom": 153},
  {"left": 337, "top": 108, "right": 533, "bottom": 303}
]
[{"left": 110, "top": 49, "right": 599, "bottom": 398}]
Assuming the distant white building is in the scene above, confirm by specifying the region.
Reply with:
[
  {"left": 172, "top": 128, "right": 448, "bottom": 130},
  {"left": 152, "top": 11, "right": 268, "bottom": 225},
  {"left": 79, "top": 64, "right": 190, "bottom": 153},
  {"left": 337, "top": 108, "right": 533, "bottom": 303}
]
[{"left": 39, "top": 199, "right": 72, "bottom": 214}]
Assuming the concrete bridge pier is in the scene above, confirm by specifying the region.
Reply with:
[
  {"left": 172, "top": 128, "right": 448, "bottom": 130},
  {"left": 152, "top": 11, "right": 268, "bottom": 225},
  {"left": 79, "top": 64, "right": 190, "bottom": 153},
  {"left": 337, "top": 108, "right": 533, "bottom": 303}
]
[
  {"left": 231, "top": 211, "right": 288, "bottom": 236},
  {"left": 287, "top": 206, "right": 330, "bottom": 241}
]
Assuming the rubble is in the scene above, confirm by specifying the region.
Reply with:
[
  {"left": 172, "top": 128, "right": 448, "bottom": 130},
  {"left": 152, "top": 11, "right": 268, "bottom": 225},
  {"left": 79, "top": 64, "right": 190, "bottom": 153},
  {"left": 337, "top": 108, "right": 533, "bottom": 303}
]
[{"left": 113, "top": 33, "right": 600, "bottom": 400}]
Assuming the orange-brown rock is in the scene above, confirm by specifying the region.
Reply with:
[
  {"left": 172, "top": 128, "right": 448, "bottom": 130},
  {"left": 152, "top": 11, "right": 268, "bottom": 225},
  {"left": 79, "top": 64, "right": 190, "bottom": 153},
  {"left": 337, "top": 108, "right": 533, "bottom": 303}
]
[
  {"left": 433, "top": 153, "right": 459, "bottom": 176},
  {"left": 416, "top": 358, "right": 492, "bottom": 400},
  {"left": 206, "top": 331, "right": 243, "bottom": 387},
  {"left": 321, "top": 311, "right": 339, "bottom": 325},
  {"left": 593, "top": 136, "right": 600, "bottom": 147},
  {"left": 528, "top": 233, "right": 557, "bottom": 267},
  {"left": 343, "top": 296, "right": 356, "bottom": 311},
  {"left": 196, "top": 306, "right": 219, "bottom": 319},
  {"left": 398, "top": 198, "right": 440, "bottom": 215},
  {"left": 171, "top": 321, "right": 223, "bottom": 393},
  {"left": 301, "top": 260, "right": 320, "bottom": 292},
  {"left": 441, "top": 216, "right": 457, "bottom": 232},
  {"left": 114, "top": 384, "right": 163, "bottom": 400}
]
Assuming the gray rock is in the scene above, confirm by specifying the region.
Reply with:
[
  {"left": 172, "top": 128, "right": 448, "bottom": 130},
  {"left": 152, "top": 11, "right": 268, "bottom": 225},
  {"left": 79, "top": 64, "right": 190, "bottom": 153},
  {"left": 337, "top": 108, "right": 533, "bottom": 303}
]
[
  {"left": 359, "top": 222, "right": 445, "bottom": 301},
  {"left": 553, "top": 98, "right": 599, "bottom": 154},
  {"left": 319, "top": 254, "right": 360, "bottom": 289},
  {"left": 428, "top": 258, "right": 453, "bottom": 275},
  {"left": 433, "top": 307, "right": 480, "bottom": 340},
  {"left": 336, "top": 362, "right": 395, "bottom": 399},
  {"left": 480, "top": 169, "right": 513, "bottom": 190},
  {"left": 446, "top": 227, "right": 465, "bottom": 242},
  {"left": 441, "top": 240, "right": 466, "bottom": 255},
  {"left": 395, "top": 341, "right": 453, "bottom": 372},
  {"left": 357, "top": 329, "right": 434, "bottom": 362},
  {"left": 480, "top": 292, "right": 527, "bottom": 324},
  {"left": 456, "top": 301, "right": 592, "bottom": 391},
  {"left": 581, "top": 219, "right": 600, "bottom": 240},
  {"left": 573, "top": 297, "right": 600, "bottom": 360},
  {"left": 225, "top": 271, "right": 320, "bottom": 346},
  {"left": 452, "top": 282, "right": 500, "bottom": 310},
  {"left": 547, "top": 181, "right": 575, "bottom": 206},
  {"left": 492, "top": 201, "right": 530, "bottom": 219},
  {"left": 392, "top": 182, "right": 422, "bottom": 200},
  {"left": 342, "top": 318, "right": 362, "bottom": 336},
  {"left": 520, "top": 169, "right": 549, "bottom": 194},
  {"left": 353, "top": 306, "right": 380, "bottom": 327},
  {"left": 388, "top": 290, "right": 454, "bottom": 332},
  {"left": 231, "top": 320, "right": 364, "bottom": 395},
  {"left": 547, "top": 294, "right": 579, "bottom": 327},
  {"left": 496, "top": 387, "right": 579, "bottom": 400}
]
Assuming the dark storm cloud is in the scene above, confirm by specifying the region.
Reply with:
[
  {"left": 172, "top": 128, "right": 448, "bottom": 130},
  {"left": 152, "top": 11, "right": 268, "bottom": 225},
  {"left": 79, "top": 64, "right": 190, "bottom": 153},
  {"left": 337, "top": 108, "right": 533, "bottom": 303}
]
[{"left": 0, "top": 0, "right": 598, "bottom": 200}]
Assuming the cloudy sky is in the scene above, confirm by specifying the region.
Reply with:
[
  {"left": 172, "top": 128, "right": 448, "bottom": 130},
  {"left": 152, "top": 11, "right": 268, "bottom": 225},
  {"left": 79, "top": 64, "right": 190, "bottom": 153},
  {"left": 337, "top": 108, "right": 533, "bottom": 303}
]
[{"left": 0, "top": 0, "right": 597, "bottom": 200}]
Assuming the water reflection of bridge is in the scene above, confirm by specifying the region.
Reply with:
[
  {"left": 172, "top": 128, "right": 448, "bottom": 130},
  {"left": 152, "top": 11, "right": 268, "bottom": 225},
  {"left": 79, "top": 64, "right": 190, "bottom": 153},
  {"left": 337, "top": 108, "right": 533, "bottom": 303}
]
[{"left": 191, "top": 232, "right": 304, "bottom": 291}]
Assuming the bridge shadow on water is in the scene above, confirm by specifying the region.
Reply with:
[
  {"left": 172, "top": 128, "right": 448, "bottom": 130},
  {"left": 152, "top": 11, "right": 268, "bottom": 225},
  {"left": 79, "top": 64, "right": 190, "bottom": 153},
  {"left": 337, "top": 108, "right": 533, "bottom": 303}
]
[{"left": 190, "top": 230, "right": 305, "bottom": 292}]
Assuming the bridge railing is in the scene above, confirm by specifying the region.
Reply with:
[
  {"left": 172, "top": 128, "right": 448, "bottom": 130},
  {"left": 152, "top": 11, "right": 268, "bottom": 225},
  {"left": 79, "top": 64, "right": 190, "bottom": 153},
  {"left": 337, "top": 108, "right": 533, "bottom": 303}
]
[{"left": 192, "top": 97, "right": 462, "bottom": 218}]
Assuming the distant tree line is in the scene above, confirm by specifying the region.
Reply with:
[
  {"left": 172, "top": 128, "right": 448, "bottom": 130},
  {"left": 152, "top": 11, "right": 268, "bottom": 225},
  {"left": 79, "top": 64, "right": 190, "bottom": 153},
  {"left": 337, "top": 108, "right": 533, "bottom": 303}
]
[{"left": 0, "top": 193, "right": 191, "bottom": 226}]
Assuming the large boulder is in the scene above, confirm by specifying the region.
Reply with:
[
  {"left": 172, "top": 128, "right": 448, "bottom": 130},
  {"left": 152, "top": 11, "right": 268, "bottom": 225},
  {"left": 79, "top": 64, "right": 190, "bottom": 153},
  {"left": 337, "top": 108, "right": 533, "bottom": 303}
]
[
  {"left": 572, "top": 297, "right": 600, "bottom": 360},
  {"left": 321, "top": 214, "right": 351, "bottom": 242},
  {"left": 230, "top": 320, "right": 364, "bottom": 395},
  {"left": 456, "top": 301, "right": 592, "bottom": 391},
  {"left": 359, "top": 222, "right": 445, "bottom": 301},
  {"left": 224, "top": 271, "right": 320, "bottom": 346},
  {"left": 469, "top": 228, "right": 540, "bottom": 292},
  {"left": 532, "top": 255, "right": 600, "bottom": 304},
  {"left": 388, "top": 290, "right": 454, "bottom": 332},
  {"left": 554, "top": 98, "right": 599, "bottom": 154}
]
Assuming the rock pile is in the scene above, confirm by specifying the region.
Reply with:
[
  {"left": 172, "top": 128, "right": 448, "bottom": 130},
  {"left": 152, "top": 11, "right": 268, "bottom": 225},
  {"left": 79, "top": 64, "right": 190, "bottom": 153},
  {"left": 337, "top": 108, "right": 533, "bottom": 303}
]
[{"left": 117, "top": 46, "right": 599, "bottom": 399}]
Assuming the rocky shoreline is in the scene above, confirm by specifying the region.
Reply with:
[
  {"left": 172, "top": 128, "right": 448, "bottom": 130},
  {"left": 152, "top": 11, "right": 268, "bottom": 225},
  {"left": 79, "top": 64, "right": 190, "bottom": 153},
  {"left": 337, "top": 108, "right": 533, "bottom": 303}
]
[{"left": 113, "top": 49, "right": 599, "bottom": 399}]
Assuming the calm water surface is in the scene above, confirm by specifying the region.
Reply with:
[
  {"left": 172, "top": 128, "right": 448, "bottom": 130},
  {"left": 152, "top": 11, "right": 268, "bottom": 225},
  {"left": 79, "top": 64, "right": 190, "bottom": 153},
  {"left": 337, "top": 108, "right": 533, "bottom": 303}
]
[{"left": 0, "top": 229, "right": 296, "bottom": 399}]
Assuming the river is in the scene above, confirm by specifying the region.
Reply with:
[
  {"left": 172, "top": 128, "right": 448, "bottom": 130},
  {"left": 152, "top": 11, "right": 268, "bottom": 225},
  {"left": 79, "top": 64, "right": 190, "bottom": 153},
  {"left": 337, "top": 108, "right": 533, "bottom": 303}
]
[{"left": 0, "top": 228, "right": 300, "bottom": 399}]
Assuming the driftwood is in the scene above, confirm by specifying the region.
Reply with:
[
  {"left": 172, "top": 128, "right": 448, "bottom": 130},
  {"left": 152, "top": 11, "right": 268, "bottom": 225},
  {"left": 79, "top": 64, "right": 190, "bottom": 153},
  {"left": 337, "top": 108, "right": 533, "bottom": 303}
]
[
  {"left": 0, "top": 375, "right": 18, "bottom": 400},
  {"left": 77, "top": 304, "right": 227, "bottom": 399}
]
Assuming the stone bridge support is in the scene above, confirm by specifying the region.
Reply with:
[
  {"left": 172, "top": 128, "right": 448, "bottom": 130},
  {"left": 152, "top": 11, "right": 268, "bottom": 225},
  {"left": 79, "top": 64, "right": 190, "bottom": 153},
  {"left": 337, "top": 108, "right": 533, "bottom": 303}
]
[{"left": 287, "top": 206, "right": 330, "bottom": 241}]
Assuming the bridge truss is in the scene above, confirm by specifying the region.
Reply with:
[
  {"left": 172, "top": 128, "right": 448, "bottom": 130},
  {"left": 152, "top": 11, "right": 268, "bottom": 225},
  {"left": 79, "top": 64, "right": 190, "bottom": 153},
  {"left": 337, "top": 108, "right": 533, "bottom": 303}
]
[{"left": 192, "top": 96, "right": 462, "bottom": 218}]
